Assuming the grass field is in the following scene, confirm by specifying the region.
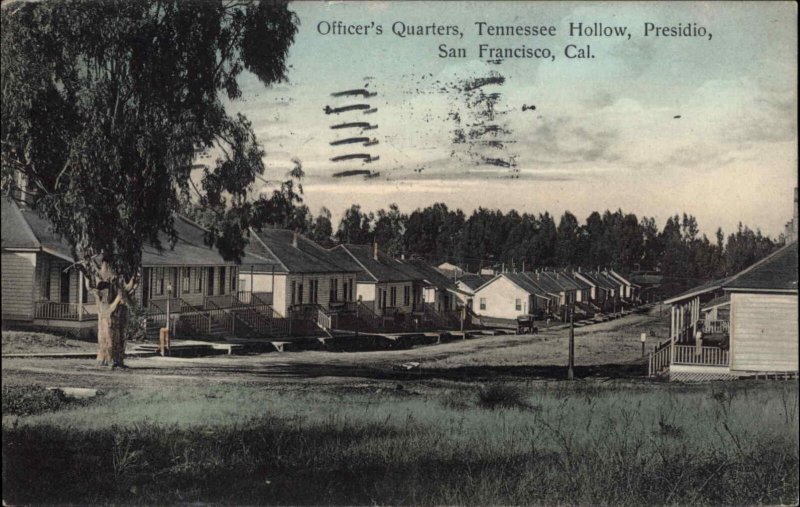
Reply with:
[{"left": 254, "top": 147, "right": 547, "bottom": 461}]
[
  {"left": 1, "top": 330, "right": 97, "bottom": 354},
  {"left": 3, "top": 380, "right": 798, "bottom": 505},
  {"left": 3, "top": 310, "right": 797, "bottom": 505}
]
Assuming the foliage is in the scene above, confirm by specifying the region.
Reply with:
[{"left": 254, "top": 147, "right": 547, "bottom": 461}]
[
  {"left": 2, "top": 386, "right": 79, "bottom": 416},
  {"left": 3, "top": 381, "right": 797, "bottom": 505},
  {"left": 334, "top": 202, "right": 780, "bottom": 279},
  {"left": 1, "top": 0, "right": 298, "bottom": 362},
  {"left": 477, "top": 383, "right": 530, "bottom": 410}
]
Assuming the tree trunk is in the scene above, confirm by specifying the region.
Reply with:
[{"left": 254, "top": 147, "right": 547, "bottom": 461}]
[{"left": 96, "top": 304, "right": 127, "bottom": 367}]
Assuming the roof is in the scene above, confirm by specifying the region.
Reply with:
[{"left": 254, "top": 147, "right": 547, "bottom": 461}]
[
  {"left": 247, "top": 228, "right": 356, "bottom": 274},
  {"left": 724, "top": 241, "right": 798, "bottom": 292},
  {"left": 702, "top": 294, "right": 730, "bottom": 311},
  {"left": 520, "top": 272, "right": 563, "bottom": 296},
  {"left": 331, "top": 244, "right": 417, "bottom": 283},
  {"left": 2, "top": 199, "right": 267, "bottom": 267},
  {"left": 507, "top": 273, "right": 553, "bottom": 299},
  {"left": 666, "top": 242, "right": 798, "bottom": 303},
  {"left": 475, "top": 273, "right": 551, "bottom": 299},
  {"left": 608, "top": 269, "right": 640, "bottom": 287},
  {"left": 1, "top": 198, "right": 42, "bottom": 251},
  {"left": 399, "top": 259, "right": 459, "bottom": 292},
  {"left": 663, "top": 276, "right": 731, "bottom": 304},
  {"left": 598, "top": 272, "right": 624, "bottom": 289},
  {"left": 569, "top": 272, "right": 593, "bottom": 290},
  {"left": 630, "top": 273, "right": 664, "bottom": 286},
  {"left": 457, "top": 273, "right": 493, "bottom": 291},
  {"left": 575, "top": 271, "right": 618, "bottom": 291},
  {"left": 543, "top": 271, "right": 581, "bottom": 291}
]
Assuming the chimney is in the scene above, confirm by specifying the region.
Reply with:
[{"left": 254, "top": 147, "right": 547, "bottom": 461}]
[
  {"left": 373, "top": 242, "right": 379, "bottom": 260},
  {"left": 292, "top": 231, "right": 298, "bottom": 248}
]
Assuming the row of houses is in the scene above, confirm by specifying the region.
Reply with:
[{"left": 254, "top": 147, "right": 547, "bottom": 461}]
[
  {"left": 454, "top": 267, "right": 640, "bottom": 321},
  {"left": 1, "top": 199, "right": 466, "bottom": 340}
]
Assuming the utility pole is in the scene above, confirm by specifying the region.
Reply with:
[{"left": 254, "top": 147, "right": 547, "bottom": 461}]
[{"left": 567, "top": 306, "right": 575, "bottom": 380}]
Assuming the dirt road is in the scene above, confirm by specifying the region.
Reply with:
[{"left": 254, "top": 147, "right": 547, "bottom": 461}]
[{"left": 2, "top": 309, "right": 669, "bottom": 389}]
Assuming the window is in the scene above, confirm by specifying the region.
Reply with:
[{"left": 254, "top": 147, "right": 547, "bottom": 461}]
[
  {"left": 44, "top": 262, "right": 52, "bottom": 300},
  {"left": 390, "top": 287, "right": 397, "bottom": 307},
  {"left": 349, "top": 278, "right": 354, "bottom": 301},
  {"left": 403, "top": 286, "right": 410, "bottom": 306},
  {"left": 515, "top": 299, "right": 522, "bottom": 311},
  {"left": 310, "top": 279, "right": 318, "bottom": 304},
  {"left": 480, "top": 298, "right": 486, "bottom": 310},
  {"left": 298, "top": 282, "right": 304, "bottom": 304},
  {"left": 330, "top": 278, "right": 338, "bottom": 302},
  {"left": 219, "top": 267, "right": 227, "bottom": 295},
  {"left": 230, "top": 268, "right": 237, "bottom": 293},
  {"left": 194, "top": 268, "right": 202, "bottom": 292},
  {"left": 291, "top": 281, "right": 297, "bottom": 304},
  {"left": 207, "top": 268, "right": 215, "bottom": 296},
  {"left": 182, "top": 268, "right": 190, "bottom": 293},
  {"left": 155, "top": 268, "right": 165, "bottom": 296}
]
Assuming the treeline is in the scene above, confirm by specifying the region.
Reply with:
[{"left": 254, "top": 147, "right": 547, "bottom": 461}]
[{"left": 241, "top": 201, "right": 781, "bottom": 279}]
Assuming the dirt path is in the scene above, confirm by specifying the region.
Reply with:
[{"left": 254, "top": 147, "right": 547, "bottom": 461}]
[{"left": 2, "top": 310, "right": 669, "bottom": 389}]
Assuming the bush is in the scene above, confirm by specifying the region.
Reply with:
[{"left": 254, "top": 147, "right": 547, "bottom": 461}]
[
  {"left": 2, "top": 386, "right": 72, "bottom": 416},
  {"left": 477, "top": 383, "right": 530, "bottom": 410}
]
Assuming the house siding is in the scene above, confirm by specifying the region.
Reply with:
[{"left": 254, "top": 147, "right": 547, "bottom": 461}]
[
  {"left": 473, "top": 277, "right": 531, "bottom": 320},
  {"left": 1, "top": 252, "right": 37, "bottom": 320},
  {"left": 730, "top": 292, "right": 799, "bottom": 372},
  {"left": 372, "top": 281, "right": 414, "bottom": 316}
]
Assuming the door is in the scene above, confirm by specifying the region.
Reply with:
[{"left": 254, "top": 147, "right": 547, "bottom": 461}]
[
  {"left": 59, "top": 270, "right": 71, "bottom": 303},
  {"left": 142, "top": 268, "right": 150, "bottom": 308},
  {"left": 207, "top": 268, "right": 215, "bottom": 296}
]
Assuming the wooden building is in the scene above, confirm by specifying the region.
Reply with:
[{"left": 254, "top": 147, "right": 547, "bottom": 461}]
[
  {"left": 242, "top": 228, "right": 361, "bottom": 326},
  {"left": 329, "top": 243, "right": 420, "bottom": 317},
  {"left": 651, "top": 241, "right": 798, "bottom": 380},
  {"left": 2, "top": 199, "right": 280, "bottom": 339},
  {"left": 471, "top": 273, "right": 554, "bottom": 320}
]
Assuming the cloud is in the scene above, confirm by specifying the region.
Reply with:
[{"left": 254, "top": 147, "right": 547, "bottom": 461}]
[{"left": 515, "top": 116, "right": 621, "bottom": 166}]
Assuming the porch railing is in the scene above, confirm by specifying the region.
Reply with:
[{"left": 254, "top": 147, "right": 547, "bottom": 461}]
[
  {"left": 702, "top": 319, "right": 729, "bottom": 335},
  {"left": 317, "top": 306, "right": 333, "bottom": 330},
  {"left": 34, "top": 301, "right": 96, "bottom": 321},
  {"left": 648, "top": 339, "right": 672, "bottom": 377},
  {"left": 673, "top": 345, "right": 729, "bottom": 366}
]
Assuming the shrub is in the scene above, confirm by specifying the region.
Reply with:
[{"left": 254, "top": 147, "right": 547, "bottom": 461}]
[
  {"left": 2, "top": 386, "right": 72, "bottom": 416},
  {"left": 477, "top": 383, "right": 530, "bottom": 410}
]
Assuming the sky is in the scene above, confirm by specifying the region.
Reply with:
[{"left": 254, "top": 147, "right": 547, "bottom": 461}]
[{"left": 222, "top": 1, "right": 798, "bottom": 237}]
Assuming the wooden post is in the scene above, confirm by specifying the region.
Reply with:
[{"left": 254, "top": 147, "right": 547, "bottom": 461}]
[
  {"left": 250, "top": 265, "right": 254, "bottom": 300},
  {"left": 567, "top": 308, "right": 575, "bottom": 380},
  {"left": 77, "top": 271, "right": 84, "bottom": 322},
  {"left": 670, "top": 305, "right": 676, "bottom": 363}
]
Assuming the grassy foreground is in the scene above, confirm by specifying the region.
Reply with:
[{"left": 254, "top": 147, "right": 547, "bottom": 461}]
[{"left": 3, "top": 381, "right": 798, "bottom": 506}]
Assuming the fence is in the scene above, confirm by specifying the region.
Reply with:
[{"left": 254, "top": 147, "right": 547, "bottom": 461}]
[
  {"left": 34, "top": 301, "right": 95, "bottom": 321},
  {"left": 673, "top": 344, "right": 729, "bottom": 366}
]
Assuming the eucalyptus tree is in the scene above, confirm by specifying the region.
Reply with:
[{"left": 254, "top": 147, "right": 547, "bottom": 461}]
[{"left": 1, "top": 0, "right": 298, "bottom": 366}]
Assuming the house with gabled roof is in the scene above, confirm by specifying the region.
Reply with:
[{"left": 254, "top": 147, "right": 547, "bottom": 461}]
[
  {"left": 398, "top": 258, "right": 466, "bottom": 313},
  {"left": 242, "top": 228, "right": 361, "bottom": 320},
  {"left": 472, "top": 272, "right": 554, "bottom": 320},
  {"left": 568, "top": 271, "right": 593, "bottom": 303},
  {"left": 574, "top": 270, "right": 617, "bottom": 302},
  {"left": 329, "top": 243, "right": 420, "bottom": 317},
  {"left": 2, "top": 198, "right": 275, "bottom": 339},
  {"left": 651, "top": 241, "right": 798, "bottom": 380},
  {"left": 607, "top": 269, "right": 640, "bottom": 301},
  {"left": 455, "top": 273, "right": 493, "bottom": 305}
]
